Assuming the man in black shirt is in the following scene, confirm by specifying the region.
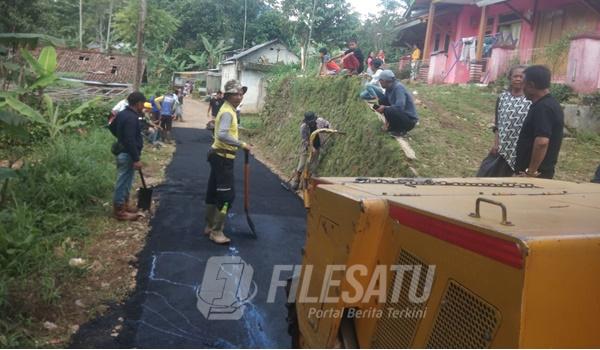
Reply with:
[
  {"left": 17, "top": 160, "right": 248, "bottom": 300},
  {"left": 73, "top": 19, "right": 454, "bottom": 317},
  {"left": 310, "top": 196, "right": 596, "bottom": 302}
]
[
  {"left": 206, "top": 90, "right": 224, "bottom": 130},
  {"left": 331, "top": 39, "right": 365, "bottom": 74},
  {"left": 515, "top": 65, "right": 564, "bottom": 179},
  {"left": 113, "top": 92, "right": 146, "bottom": 220}
]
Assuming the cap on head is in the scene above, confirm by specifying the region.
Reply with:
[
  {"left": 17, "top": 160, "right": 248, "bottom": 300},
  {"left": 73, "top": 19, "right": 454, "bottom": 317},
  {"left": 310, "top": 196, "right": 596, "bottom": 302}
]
[
  {"left": 144, "top": 102, "right": 152, "bottom": 109},
  {"left": 224, "top": 80, "right": 244, "bottom": 94},
  {"left": 379, "top": 70, "right": 396, "bottom": 81},
  {"left": 304, "top": 111, "right": 317, "bottom": 123}
]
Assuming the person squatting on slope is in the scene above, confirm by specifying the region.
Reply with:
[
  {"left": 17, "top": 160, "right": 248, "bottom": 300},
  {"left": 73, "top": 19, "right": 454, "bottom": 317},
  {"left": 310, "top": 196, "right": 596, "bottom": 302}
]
[
  {"left": 204, "top": 80, "right": 252, "bottom": 244},
  {"left": 290, "top": 112, "right": 331, "bottom": 191},
  {"left": 359, "top": 58, "right": 385, "bottom": 101},
  {"left": 375, "top": 70, "right": 419, "bottom": 137}
]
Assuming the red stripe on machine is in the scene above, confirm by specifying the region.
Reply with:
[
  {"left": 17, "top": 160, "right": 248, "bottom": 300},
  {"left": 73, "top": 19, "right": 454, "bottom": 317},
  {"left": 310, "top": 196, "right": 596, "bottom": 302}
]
[{"left": 389, "top": 205, "right": 524, "bottom": 269}]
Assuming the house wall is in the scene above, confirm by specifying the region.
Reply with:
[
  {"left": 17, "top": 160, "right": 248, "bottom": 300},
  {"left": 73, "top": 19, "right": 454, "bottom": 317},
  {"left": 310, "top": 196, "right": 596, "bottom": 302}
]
[
  {"left": 425, "top": 0, "right": 600, "bottom": 89},
  {"left": 241, "top": 43, "right": 299, "bottom": 65},
  {"left": 566, "top": 35, "right": 600, "bottom": 93},
  {"left": 238, "top": 69, "right": 266, "bottom": 114},
  {"left": 220, "top": 63, "right": 239, "bottom": 91}
]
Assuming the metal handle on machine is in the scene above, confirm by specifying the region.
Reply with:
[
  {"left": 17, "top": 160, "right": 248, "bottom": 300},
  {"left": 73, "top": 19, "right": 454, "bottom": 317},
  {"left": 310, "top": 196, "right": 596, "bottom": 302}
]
[{"left": 469, "top": 197, "right": 514, "bottom": 226}]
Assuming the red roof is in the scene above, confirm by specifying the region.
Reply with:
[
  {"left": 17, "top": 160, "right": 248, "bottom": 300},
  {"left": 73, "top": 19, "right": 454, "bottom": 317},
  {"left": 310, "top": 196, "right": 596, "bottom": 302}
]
[{"left": 39, "top": 48, "right": 145, "bottom": 85}]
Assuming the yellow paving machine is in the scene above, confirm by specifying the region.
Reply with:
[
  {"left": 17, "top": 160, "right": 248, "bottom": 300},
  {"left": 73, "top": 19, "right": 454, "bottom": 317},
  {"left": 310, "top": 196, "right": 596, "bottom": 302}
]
[{"left": 287, "top": 177, "right": 600, "bottom": 348}]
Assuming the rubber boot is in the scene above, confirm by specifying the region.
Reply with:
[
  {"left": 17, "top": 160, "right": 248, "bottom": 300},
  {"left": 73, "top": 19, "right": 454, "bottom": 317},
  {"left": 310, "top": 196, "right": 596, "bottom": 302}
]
[
  {"left": 209, "top": 211, "right": 231, "bottom": 244},
  {"left": 113, "top": 203, "right": 138, "bottom": 221},
  {"left": 204, "top": 204, "right": 217, "bottom": 236}
]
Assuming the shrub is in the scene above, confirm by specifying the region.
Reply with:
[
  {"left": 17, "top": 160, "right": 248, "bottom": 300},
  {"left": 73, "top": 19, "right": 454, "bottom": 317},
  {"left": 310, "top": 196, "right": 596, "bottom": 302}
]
[
  {"left": 581, "top": 91, "right": 600, "bottom": 116},
  {"left": 550, "top": 83, "right": 574, "bottom": 104},
  {"left": 0, "top": 129, "right": 115, "bottom": 345}
]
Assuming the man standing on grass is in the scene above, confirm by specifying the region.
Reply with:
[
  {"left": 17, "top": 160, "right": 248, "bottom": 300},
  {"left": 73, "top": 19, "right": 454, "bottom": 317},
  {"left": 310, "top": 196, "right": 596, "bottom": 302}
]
[
  {"left": 204, "top": 80, "right": 251, "bottom": 244},
  {"left": 113, "top": 92, "right": 146, "bottom": 221},
  {"left": 515, "top": 65, "right": 564, "bottom": 179},
  {"left": 376, "top": 70, "right": 419, "bottom": 137}
]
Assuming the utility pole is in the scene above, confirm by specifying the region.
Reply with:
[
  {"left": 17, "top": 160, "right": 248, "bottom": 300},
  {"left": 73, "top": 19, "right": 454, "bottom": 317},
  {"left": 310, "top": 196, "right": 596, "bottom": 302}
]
[
  {"left": 242, "top": 0, "right": 247, "bottom": 49},
  {"left": 134, "top": 0, "right": 146, "bottom": 90},
  {"left": 79, "top": 0, "right": 83, "bottom": 49},
  {"left": 106, "top": 0, "right": 114, "bottom": 52},
  {"left": 304, "top": 0, "right": 317, "bottom": 71}
]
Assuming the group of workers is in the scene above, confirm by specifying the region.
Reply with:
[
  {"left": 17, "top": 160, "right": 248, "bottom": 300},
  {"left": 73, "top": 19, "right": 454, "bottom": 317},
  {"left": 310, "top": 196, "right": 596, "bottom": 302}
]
[{"left": 109, "top": 55, "right": 595, "bottom": 245}]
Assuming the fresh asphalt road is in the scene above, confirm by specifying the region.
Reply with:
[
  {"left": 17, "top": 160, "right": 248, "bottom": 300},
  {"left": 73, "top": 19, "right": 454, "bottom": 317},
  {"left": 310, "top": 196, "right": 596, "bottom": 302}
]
[{"left": 71, "top": 100, "right": 307, "bottom": 348}]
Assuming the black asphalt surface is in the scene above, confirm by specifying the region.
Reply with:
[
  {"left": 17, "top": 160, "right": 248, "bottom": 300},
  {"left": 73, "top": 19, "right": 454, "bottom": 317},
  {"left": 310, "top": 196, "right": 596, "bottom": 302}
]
[{"left": 71, "top": 124, "right": 307, "bottom": 348}]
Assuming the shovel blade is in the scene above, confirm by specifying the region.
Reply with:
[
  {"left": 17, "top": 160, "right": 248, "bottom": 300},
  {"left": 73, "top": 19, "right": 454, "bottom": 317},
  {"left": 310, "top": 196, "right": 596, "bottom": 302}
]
[{"left": 137, "top": 187, "right": 153, "bottom": 211}]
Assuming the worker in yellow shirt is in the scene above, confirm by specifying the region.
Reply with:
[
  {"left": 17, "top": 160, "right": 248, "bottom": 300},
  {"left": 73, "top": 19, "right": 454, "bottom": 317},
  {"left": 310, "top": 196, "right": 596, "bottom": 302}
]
[{"left": 203, "top": 80, "right": 251, "bottom": 244}]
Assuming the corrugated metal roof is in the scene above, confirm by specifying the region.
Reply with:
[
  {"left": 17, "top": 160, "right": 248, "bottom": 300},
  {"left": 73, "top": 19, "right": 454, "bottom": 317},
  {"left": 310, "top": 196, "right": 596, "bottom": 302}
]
[{"left": 224, "top": 39, "right": 280, "bottom": 62}]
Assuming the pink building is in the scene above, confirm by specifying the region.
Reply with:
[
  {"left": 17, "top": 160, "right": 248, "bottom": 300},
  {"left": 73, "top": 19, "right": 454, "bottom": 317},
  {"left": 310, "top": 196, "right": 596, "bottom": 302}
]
[{"left": 399, "top": 0, "right": 600, "bottom": 93}]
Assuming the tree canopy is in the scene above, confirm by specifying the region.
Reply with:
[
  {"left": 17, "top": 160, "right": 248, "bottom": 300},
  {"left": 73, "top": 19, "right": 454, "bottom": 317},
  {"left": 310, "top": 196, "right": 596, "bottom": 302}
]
[{"left": 1, "top": 0, "right": 411, "bottom": 84}]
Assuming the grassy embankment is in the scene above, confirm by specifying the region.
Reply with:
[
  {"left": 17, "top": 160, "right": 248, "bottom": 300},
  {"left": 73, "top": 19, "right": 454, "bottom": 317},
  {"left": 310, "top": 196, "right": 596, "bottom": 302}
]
[{"left": 243, "top": 74, "right": 600, "bottom": 182}]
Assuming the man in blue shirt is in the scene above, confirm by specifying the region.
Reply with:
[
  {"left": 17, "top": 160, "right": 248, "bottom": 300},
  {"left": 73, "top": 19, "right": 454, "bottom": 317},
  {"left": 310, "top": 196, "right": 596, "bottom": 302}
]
[
  {"left": 375, "top": 70, "right": 419, "bottom": 137},
  {"left": 155, "top": 89, "right": 179, "bottom": 143}
]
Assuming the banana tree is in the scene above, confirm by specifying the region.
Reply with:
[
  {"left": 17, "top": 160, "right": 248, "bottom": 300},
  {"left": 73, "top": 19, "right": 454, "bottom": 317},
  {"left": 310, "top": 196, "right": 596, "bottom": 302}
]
[
  {"left": 20, "top": 46, "right": 59, "bottom": 94},
  {"left": 3, "top": 94, "right": 98, "bottom": 139},
  {"left": 188, "top": 52, "right": 207, "bottom": 70},
  {"left": 201, "top": 35, "right": 231, "bottom": 69}
]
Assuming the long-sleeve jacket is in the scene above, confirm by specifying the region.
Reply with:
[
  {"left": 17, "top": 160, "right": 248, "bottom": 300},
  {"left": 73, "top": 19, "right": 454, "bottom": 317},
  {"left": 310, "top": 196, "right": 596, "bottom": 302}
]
[
  {"left": 383, "top": 80, "right": 418, "bottom": 121},
  {"left": 116, "top": 106, "right": 143, "bottom": 162}
]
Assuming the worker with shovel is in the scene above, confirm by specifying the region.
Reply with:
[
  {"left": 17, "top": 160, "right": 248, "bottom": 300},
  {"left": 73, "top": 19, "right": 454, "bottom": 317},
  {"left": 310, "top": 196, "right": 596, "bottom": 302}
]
[
  {"left": 289, "top": 112, "right": 330, "bottom": 191},
  {"left": 204, "top": 80, "right": 251, "bottom": 244},
  {"left": 111, "top": 92, "right": 146, "bottom": 221}
]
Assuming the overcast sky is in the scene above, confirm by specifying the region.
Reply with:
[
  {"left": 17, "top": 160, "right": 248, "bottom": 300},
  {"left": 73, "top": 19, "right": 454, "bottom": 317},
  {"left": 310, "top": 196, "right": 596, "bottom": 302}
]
[{"left": 348, "top": 0, "right": 383, "bottom": 19}]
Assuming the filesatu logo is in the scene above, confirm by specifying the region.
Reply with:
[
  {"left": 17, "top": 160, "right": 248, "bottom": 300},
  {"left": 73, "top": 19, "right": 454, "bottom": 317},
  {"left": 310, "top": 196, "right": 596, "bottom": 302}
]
[{"left": 196, "top": 256, "right": 257, "bottom": 320}]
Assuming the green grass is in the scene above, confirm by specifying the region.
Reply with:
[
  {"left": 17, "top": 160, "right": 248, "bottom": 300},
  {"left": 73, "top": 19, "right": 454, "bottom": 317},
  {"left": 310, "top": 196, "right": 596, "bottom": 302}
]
[
  {"left": 250, "top": 75, "right": 411, "bottom": 178},
  {"left": 251, "top": 75, "right": 599, "bottom": 182},
  {"left": 0, "top": 129, "right": 116, "bottom": 346}
]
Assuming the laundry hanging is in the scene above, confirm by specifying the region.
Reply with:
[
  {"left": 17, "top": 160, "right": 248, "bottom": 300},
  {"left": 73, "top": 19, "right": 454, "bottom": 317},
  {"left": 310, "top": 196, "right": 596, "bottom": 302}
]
[{"left": 460, "top": 36, "right": 477, "bottom": 62}]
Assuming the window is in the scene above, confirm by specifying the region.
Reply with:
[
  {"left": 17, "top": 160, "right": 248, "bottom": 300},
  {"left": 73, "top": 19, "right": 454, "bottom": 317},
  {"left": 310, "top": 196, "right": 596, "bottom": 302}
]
[
  {"left": 78, "top": 56, "right": 89, "bottom": 61},
  {"left": 111, "top": 66, "right": 117, "bottom": 74},
  {"left": 434, "top": 33, "right": 441, "bottom": 52},
  {"left": 444, "top": 34, "right": 451, "bottom": 52}
]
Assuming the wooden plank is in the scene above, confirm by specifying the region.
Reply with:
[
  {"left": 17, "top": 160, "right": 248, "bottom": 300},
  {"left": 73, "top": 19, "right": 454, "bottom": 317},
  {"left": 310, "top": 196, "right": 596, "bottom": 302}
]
[
  {"left": 369, "top": 102, "right": 418, "bottom": 160},
  {"left": 395, "top": 136, "right": 417, "bottom": 160}
]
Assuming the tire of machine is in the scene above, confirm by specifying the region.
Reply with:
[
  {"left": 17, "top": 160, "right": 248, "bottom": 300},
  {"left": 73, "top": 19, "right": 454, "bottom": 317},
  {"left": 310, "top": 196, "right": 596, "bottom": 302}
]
[{"left": 285, "top": 278, "right": 301, "bottom": 348}]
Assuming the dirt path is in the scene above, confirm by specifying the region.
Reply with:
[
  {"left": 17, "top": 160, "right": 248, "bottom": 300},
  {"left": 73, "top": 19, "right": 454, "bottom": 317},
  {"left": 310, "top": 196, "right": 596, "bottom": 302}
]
[{"left": 71, "top": 98, "right": 306, "bottom": 347}]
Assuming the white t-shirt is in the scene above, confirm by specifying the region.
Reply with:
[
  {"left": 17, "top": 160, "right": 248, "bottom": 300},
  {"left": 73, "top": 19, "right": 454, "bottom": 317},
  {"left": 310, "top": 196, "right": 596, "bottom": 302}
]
[
  {"left": 369, "top": 69, "right": 383, "bottom": 87},
  {"left": 112, "top": 99, "right": 128, "bottom": 114}
]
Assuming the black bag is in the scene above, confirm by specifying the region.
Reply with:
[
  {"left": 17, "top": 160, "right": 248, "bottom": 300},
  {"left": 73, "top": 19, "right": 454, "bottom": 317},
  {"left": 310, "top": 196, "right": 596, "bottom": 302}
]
[{"left": 476, "top": 153, "right": 514, "bottom": 177}]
